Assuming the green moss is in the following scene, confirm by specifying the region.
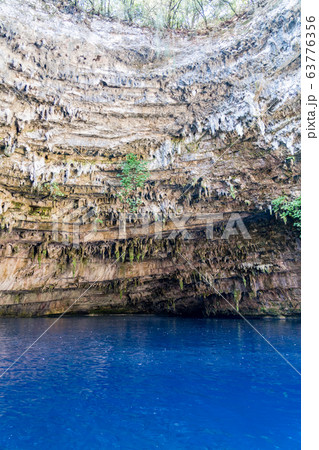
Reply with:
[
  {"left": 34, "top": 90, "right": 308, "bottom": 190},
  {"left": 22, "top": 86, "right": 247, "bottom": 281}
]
[
  {"left": 185, "top": 141, "right": 199, "bottom": 153},
  {"left": 14, "top": 294, "right": 21, "bottom": 304},
  {"left": 29, "top": 206, "right": 51, "bottom": 217},
  {"left": 233, "top": 289, "right": 241, "bottom": 312},
  {"left": 171, "top": 136, "right": 183, "bottom": 143},
  {"left": 267, "top": 308, "right": 280, "bottom": 315},
  {"left": 115, "top": 243, "right": 120, "bottom": 260},
  {"left": 12, "top": 202, "right": 24, "bottom": 209},
  {"left": 129, "top": 246, "right": 134, "bottom": 263},
  {"left": 72, "top": 257, "right": 77, "bottom": 277}
]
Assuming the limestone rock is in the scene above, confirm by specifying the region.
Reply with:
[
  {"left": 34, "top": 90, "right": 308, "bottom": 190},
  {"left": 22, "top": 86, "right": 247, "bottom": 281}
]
[{"left": 0, "top": 0, "right": 300, "bottom": 316}]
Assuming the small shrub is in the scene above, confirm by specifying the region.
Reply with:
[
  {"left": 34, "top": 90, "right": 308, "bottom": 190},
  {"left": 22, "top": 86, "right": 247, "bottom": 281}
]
[
  {"left": 117, "top": 153, "right": 149, "bottom": 213},
  {"left": 47, "top": 182, "right": 65, "bottom": 198},
  {"left": 272, "top": 195, "right": 301, "bottom": 235}
]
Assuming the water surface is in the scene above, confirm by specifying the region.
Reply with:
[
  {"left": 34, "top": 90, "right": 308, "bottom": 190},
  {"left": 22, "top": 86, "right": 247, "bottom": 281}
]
[{"left": 0, "top": 316, "right": 300, "bottom": 449}]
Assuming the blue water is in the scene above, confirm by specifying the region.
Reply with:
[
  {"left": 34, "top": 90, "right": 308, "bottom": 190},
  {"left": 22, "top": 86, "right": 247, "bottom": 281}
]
[{"left": 0, "top": 317, "right": 300, "bottom": 449}]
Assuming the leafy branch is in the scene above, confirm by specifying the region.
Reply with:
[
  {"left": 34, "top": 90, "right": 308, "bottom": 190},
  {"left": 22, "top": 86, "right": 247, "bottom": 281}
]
[{"left": 272, "top": 195, "right": 301, "bottom": 235}]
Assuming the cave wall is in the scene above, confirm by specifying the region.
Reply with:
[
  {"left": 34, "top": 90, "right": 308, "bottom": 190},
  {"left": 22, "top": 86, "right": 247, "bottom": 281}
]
[{"left": 0, "top": 0, "right": 300, "bottom": 316}]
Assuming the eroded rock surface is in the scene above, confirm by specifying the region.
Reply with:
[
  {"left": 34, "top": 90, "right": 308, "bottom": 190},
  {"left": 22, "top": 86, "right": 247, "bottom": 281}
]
[{"left": 0, "top": 0, "right": 300, "bottom": 316}]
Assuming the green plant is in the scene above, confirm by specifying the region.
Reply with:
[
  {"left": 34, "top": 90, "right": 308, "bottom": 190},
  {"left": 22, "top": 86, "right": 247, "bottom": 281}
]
[
  {"left": 129, "top": 246, "right": 134, "bottom": 263},
  {"left": 242, "top": 276, "right": 246, "bottom": 288},
  {"left": 117, "top": 153, "right": 149, "bottom": 213},
  {"left": 50, "top": 182, "right": 65, "bottom": 198},
  {"left": 272, "top": 195, "right": 301, "bottom": 235},
  {"left": 40, "top": 182, "right": 65, "bottom": 199},
  {"left": 72, "top": 257, "right": 77, "bottom": 277},
  {"left": 229, "top": 183, "right": 236, "bottom": 199}
]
